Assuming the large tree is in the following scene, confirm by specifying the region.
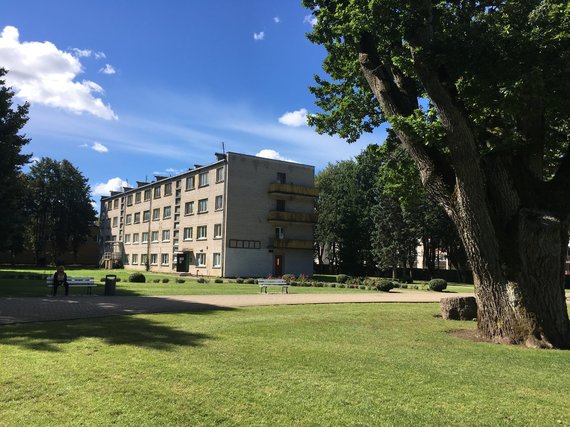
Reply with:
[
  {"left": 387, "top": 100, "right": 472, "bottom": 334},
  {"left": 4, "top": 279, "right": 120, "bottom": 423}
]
[
  {"left": 305, "top": 0, "right": 570, "bottom": 348},
  {"left": 0, "top": 68, "right": 31, "bottom": 256}
]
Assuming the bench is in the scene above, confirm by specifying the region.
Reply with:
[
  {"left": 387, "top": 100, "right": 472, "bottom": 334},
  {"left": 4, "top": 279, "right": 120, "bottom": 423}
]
[
  {"left": 258, "top": 279, "right": 289, "bottom": 294},
  {"left": 46, "top": 277, "right": 96, "bottom": 295}
]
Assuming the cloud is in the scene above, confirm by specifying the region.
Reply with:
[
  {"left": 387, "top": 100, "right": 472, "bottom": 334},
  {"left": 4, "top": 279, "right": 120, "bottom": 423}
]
[
  {"left": 274, "top": 17, "right": 280, "bottom": 23},
  {"left": 0, "top": 25, "right": 117, "bottom": 120},
  {"left": 71, "top": 48, "right": 92, "bottom": 58},
  {"left": 303, "top": 14, "right": 317, "bottom": 26},
  {"left": 153, "top": 167, "right": 184, "bottom": 176},
  {"left": 92, "top": 177, "right": 129, "bottom": 196},
  {"left": 99, "top": 64, "right": 116, "bottom": 75},
  {"left": 92, "top": 142, "right": 109, "bottom": 152},
  {"left": 255, "top": 149, "right": 296, "bottom": 163},
  {"left": 253, "top": 31, "right": 265, "bottom": 41},
  {"left": 94, "top": 51, "right": 106, "bottom": 60},
  {"left": 278, "top": 108, "right": 308, "bottom": 127}
]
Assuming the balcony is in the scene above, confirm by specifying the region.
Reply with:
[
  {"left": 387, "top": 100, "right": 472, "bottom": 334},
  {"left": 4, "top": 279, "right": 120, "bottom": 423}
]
[
  {"left": 268, "top": 211, "right": 316, "bottom": 224},
  {"left": 271, "top": 239, "right": 314, "bottom": 250},
  {"left": 268, "top": 183, "right": 318, "bottom": 200}
]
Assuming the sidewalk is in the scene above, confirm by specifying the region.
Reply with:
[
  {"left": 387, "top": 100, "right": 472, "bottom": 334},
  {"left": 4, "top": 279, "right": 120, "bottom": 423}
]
[{"left": 0, "top": 291, "right": 476, "bottom": 325}]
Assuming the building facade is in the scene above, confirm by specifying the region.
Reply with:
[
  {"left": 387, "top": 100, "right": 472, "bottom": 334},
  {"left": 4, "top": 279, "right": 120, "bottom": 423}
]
[{"left": 99, "top": 152, "right": 317, "bottom": 277}]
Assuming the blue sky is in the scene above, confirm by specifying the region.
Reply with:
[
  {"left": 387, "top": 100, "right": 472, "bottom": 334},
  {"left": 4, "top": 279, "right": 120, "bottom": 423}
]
[{"left": 1, "top": 1, "right": 384, "bottom": 204}]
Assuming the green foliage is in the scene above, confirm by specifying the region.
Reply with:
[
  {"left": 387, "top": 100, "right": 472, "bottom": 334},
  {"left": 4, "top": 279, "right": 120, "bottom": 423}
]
[
  {"left": 336, "top": 274, "right": 349, "bottom": 283},
  {"left": 214, "top": 278, "right": 223, "bottom": 283},
  {"left": 376, "top": 280, "right": 395, "bottom": 292},
  {"left": 162, "top": 278, "right": 170, "bottom": 283},
  {"left": 428, "top": 279, "right": 448, "bottom": 292},
  {"left": 245, "top": 278, "right": 256, "bottom": 284},
  {"left": 128, "top": 272, "right": 146, "bottom": 283},
  {"left": 153, "top": 279, "right": 160, "bottom": 283},
  {"left": 197, "top": 277, "right": 209, "bottom": 284},
  {"left": 281, "top": 274, "right": 296, "bottom": 282},
  {"left": 235, "top": 278, "right": 244, "bottom": 284},
  {"left": 176, "top": 279, "right": 186, "bottom": 284}
]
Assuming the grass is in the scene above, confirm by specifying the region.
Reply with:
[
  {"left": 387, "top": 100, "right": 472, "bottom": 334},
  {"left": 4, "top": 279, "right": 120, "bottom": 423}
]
[{"left": 0, "top": 303, "right": 568, "bottom": 426}]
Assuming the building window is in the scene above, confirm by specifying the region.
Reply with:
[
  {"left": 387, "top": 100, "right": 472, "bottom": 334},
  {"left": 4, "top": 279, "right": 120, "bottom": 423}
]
[
  {"left": 216, "top": 167, "right": 225, "bottom": 183},
  {"left": 150, "top": 254, "right": 158, "bottom": 265},
  {"left": 151, "top": 231, "right": 159, "bottom": 242},
  {"left": 275, "top": 227, "right": 284, "bottom": 240},
  {"left": 198, "top": 198, "right": 208, "bottom": 213},
  {"left": 277, "top": 172, "right": 286, "bottom": 184},
  {"left": 163, "top": 206, "right": 171, "bottom": 218},
  {"left": 186, "top": 176, "right": 195, "bottom": 190},
  {"left": 183, "top": 227, "right": 193, "bottom": 241},
  {"left": 141, "top": 254, "right": 148, "bottom": 266},
  {"left": 127, "top": 194, "right": 133, "bottom": 206},
  {"left": 213, "top": 253, "right": 221, "bottom": 268},
  {"left": 161, "top": 253, "right": 169, "bottom": 266},
  {"left": 144, "top": 190, "right": 151, "bottom": 201},
  {"left": 152, "top": 208, "right": 160, "bottom": 221},
  {"left": 184, "top": 201, "right": 194, "bottom": 215},
  {"left": 124, "top": 234, "right": 131, "bottom": 244},
  {"left": 162, "top": 230, "right": 170, "bottom": 241},
  {"left": 134, "top": 212, "right": 141, "bottom": 224},
  {"left": 164, "top": 183, "right": 172, "bottom": 196},
  {"left": 112, "top": 217, "right": 118, "bottom": 227},
  {"left": 124, "top": 254, "right": 130, "bottom": 265},
  {"left": 199, "top": 172, "right": 208, "bottom": 187},
  {"left": 125, "top": 214, "right": 132, "bottom": 225},
  {"left": 143, "top": 210, "right": 150, "bottom": 222},
  {"left": 113, "top": 199, "right": 119, "bottom": 209},
  {"left": 176, "top": 180, "right": 181, "bottom": 189},
  {"left": 196, "top": 253, "right": 206, "bottom": 267},
  {"left": 154, "top": 186, "right": 161, "bottom": 199},
  {"left": 107, "top": 201, "right": 112, "bottom": 211},
  {"left": 132, "top": 233, "right": 139, "bottom": 244},
  {"left": 132, "top": 254, "right": 138, "bottom": 265},
  {"left": 276, "top": 200, "right": 285, "bottom": 211},
  {"left": 142, "top": 232, "right": 149, "bottom": 243},
  {"left": 214, "top": 224, "right": 222, "bottom": 239},
  {"left": 197, "top": 225, "right": 207, "bottom": 240},
  {"left": 215, "top": 195, "right": 223, "bottom": 210},
  {"left": 135, "top": 192, "right": 141, "bottom": 204}
]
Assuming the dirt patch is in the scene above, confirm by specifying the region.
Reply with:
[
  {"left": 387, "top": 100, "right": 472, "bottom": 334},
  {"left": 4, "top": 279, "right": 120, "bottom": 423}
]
[{"left": 448, "top": 329, "right": 492, "bottom": 343}]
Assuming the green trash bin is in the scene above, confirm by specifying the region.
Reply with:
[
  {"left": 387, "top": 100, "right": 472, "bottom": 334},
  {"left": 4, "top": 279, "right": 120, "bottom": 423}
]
[{"left": 104, "top": 274, "right": 117, "bottom": 296}]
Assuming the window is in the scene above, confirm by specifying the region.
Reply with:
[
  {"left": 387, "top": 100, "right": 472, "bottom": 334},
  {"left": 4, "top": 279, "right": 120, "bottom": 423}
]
[
  {"left": 277, "top": 172, "right": 286, "bottom": 184},
  {"left": 135, "top": 192, "right": 141, "bottom": 204},
  {"left": 216, "top": 167, "right": 225, "bottom": 182},
  {"left": 125, "top": 214, "right": 132, "bottom": 225},
  {"left": 196, "top": 253, "right": 206, "bottom": 267},
  {"left": 184, "top": 201, "right": 194, "bottom": 215},
  {"left": 154, "top": 186, "right": 161, "bottom": 199},
  {"left": 215, "top": 195, "right": 223, "bottom": 210},
  {"left": 161, "top": 253, "right": 169, "bottom": 265},
  {"left": 162, "top": 230, "right": 170, "bottom": 241},
  {"left": 276, "top": 200, "right": 285, "bottom": 211},
  {"left": 113, "top": 199, "right": 119, "bottom": 209},
  {"left": 134, "top": 212, "right": 141, "bottom": 224},
  {"left": 124, "top": 234, "right": 131, "bottom": 244},
  {"left": 198, "top": 198, "right": 208, "bottom": 213},
  {"left": 132, "top": 254, "right": 138, "bottom": 265},
  {"left": 213, "top": 253, "right": 221, "bottom": 268},
  {"left": 112, "top": 217, "right": 118, "bottom": 227},
  {"left": 141, "top": 254, "right": 148, "bottom": 266},
  {"left": 275, "top": 227, "right": 284, "bottom": 240},
  {"left": 107, "top": 201, "right": 112, "bottom": 211},
  {"left": 176, "top": 180, "right": 181, "bottom": 189},
  {"left": 133, "top": 233, "right": 139, "bottom": 244},
  {"left": 152, "top": 208, "right": 160, "bottom": 221},
  {"left": 199, "top": 172, "right": 208, "bottom": 187},
  {"left": 164, "top": 183, "right": 172, "bottom": 196},
  {"left": 183, "top": 227, "right": 193, "bottom": 241},
  {"left": 127, "top": 195, "right": 133, "bottom": 206},
  {"left": 151, "top": 231, "right": 159, "bottom": 242},
  {"left": 144, "top": 190, "right": 151, "bottom": 201},
  {"left": 150, "top": 254, "right": 158, "bottom": 265},
  {"left": 197, "top": 225, "right": 207, "bottom": 240},
  {"left": 143, "top": 210, "right": 150, "bottom": 222},
  {"left": 142, "top": 232, "right": 149, "bottom": 243},
  {"left": 186, "top": 176, "right": 195, "bottom": 190},
  {"left": 163, "top": 206, "right": 171, "bottom": 218},
  {"left": 214, "top": 224, "right": 222, "bottom": 239}
]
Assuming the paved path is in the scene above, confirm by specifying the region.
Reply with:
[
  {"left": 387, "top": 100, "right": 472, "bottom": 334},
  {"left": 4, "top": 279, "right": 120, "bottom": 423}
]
[{"left": 0, "top": 292, "right": 476, "bottom": 325}]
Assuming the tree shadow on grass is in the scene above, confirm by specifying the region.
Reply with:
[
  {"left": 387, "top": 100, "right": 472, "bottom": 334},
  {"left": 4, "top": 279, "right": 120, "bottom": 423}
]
[{"left": 0, "top": 301, "right": 233, "bottom": 352}]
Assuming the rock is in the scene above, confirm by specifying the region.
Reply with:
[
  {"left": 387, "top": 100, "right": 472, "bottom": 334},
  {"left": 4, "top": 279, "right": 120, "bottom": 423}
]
[{"left": 440, "top": 296, "right": 477, "bottom": 320}]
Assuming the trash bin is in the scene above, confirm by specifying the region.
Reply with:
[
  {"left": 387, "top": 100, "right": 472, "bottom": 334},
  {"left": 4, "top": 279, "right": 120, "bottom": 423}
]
[{"left": 104, "top": 274, "right": 117, "bottom": 296}]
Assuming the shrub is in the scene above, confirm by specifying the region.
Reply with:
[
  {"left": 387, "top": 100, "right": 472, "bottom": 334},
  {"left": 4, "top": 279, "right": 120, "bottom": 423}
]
[
  {"left": 162, "top": 278, "right": 170, "bottom": 283},
  {"left": 400, "top": 283, "right": 408, "bottom": 289},
  {"left": 337, "top": 283, "right": 346, "bottom": 288},
  {"left": 129, "top": 272, "right": 146, "bottom": 283},
  {"left": 428, "top": 279, "right": 447, "bottom": 292},
  {"left": 176, "top": 279, "right": 185, "bottom": 284},
  {"left": 116, "top": 278, "right": 121, "bottom": 282},
  {"left": 100, "top": 277, "right": 106, "bottom": 282},
  {"left": 392, "top": 282, "right": 401, "bottom": 289},
  {"left": 245, "top": 278, "right": 256, "bottom": 284},
  {"left": 316, "top": 282, "right": 325, "bottom": 288},
  {"left": 290, "top": 281, "right": 299, "bottom": 286},
  {"left": 214, "top": 278, "right": 223, "bottom": 283},
  {"left": 282, "top": 274, "right": 296, "bottom": 283},
  {"left": 197, "top": 277, "right": 209, "bottom": 284},
  {"left": 153, "top": 279, "right": 160, "bottom": 283},
  {"left": 297, "top": 273, "right": 308, "bottom": 283},
  {"left": 236, "top": 278, "right": 244, "bottom": 284},
  {"left": 359, "top": 284, "right": 367, "bottom": 290},
  {"left": 329, "top": 283, "right": 336, "bottom": 288},
  {"left": 376, "top": 280, "right": 395, "bottom": 292},
  {"left": 411, "top": 284, "right": 419, "bottom": 290},
  {"left": 336, "top": 274, "right": 349, "bottom": 284}
]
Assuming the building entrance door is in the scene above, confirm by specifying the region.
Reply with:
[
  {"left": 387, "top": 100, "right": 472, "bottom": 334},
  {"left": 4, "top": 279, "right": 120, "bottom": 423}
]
[
  {"left": 274, "top": 255, "right": 283, "bottom": 277},
  {"left": 176, "top": 253, "right": 189, "bottom": 272}
]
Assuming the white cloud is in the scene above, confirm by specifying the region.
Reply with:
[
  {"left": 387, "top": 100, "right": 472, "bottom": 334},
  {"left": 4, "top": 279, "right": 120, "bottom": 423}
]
[
  {"left": 92, "top": 142, "right": 109, "bottom": 153},
  {"left": 0, "top": 25, "right": 117, "bottom": 120},
  {"left": 278, "top": 108, "right": 308, "bottom": 127},
  {"left": 92, "top": 177, "right": 128, "bottom": 196},
  {"left": 255, "top": 149, "right": 296, "bottom": 163},
  {"left": 303, "top": 14, "right": 317, "bottom": 26},
  {"left": 274, "top": 17, "right": 280, "bottom": 23},
  {"left": 94, "top": 51, "right": 106, "bottom": 60},
  {"left": 253, "top": 31, "right": 265, "bottom": 41},
  {"left": 153, "top": 167, "right": 184, "bottom": 176},
  {"left": 99, "top": 64, "right": 116, "bottom": 75},
  {"left": 71, "top": 47, "right": 92, "bottom": 58}
]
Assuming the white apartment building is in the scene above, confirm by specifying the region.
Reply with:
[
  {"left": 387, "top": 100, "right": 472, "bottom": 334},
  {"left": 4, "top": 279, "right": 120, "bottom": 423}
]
[{"left": 99, "top": 152, "right": 317, "bottom": 277}]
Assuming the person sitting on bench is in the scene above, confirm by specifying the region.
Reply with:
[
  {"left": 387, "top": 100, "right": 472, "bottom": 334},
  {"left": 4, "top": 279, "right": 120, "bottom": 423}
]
[{"left": 52, "top": 264, "right": 69, "bottom": 296}]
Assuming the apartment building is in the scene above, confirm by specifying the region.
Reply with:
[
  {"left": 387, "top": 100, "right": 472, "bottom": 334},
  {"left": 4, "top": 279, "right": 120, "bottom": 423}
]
[{"left": 99, "top": 152, "right": 317, "bottom": 277}]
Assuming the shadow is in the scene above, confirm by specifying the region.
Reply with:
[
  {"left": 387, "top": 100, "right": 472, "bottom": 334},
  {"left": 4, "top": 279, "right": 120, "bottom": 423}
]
[{"left": 0, "top": 300, "right": 234, "bottom": 352}]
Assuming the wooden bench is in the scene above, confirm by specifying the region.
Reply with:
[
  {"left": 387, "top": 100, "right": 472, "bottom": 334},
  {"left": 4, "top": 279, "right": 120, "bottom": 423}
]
[
  {"left": 258, "top": 279, "right": 290, "bottom": 294},
  {"left": 46, "top": 277, "right": 96, "bottom": 295}
]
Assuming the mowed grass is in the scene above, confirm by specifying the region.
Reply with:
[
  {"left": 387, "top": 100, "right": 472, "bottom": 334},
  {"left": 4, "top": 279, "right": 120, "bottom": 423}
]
[{"left": 1, "top": 303, "right": 569, "bottom": 426}]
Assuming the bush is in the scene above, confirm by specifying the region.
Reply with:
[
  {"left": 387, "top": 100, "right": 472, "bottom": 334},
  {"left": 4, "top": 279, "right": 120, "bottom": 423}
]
[
  {"left": 245, "top": 278, "right": 256, "bottom": 284},
  {"left": 359, "top": 284, "right": 367, "bottom": 290},
  {"left": 282, "top": 274, "right": 296, "bottom": 282},
  {"left": 116, "top": 278, "right": 121, "bottom": 282},
  {"left": 337, "top": 283, "right": 346, "bottom": 288},
  {"left": 336, "top": 274, "right": 349, "bottom": 284},
  {"left": 236, "top": 278, "right": 244, "bottom": 284},
  {"left": 297, "top": 273, "right": 309, "bottom": 283},
  {"left": 153, "top": 279, "right": 160, "bottom": 283},
  {"left": 329, "top": 283, "right": 336, "bottom": 288},
  {"left": 428, "top": 279, "right": 447, "bottom": 292},
  {"left": 129, "top": 272, "right": 146, "bottom": 283},
  {"left": 376, "top": 280, "right": 394, "bottom": 292},
  {"left": 214, "top": 278, "right": 223, "bottom": 283},
  {"left": 400, "top": 283, "right": 408, "bottom": 289},
  {"left": 315, "top": 282, "right": 325, "bottom": 288},
  {"left": 176, "top": 279, "right": 185, "bottom": 284},
  {"left": 392, "top": 282, "right": 401, "bottom": 289},
  {"left": 162, "top": 278, "right": 170, "bottom": 283},
  {"left": 100, "top": 277, "right": 106, "bottom": 282},
  {"left": 197, "top": 277, "right": 209, "bottom": 284}
]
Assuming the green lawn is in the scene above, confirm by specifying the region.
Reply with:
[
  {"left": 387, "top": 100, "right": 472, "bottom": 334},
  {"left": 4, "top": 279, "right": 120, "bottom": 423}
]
[{"left": 0, "top": 303, "right": 568, "bottom": 426}]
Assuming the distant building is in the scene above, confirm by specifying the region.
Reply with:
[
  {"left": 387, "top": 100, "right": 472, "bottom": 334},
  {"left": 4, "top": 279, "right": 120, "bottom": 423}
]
[{"left": 99, "top": 152, "right": 318, "bottom": 277}]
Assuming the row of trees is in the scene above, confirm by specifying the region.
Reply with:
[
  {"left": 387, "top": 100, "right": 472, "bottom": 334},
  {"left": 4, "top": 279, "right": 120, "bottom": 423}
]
[
  {"left": 315, "top": 136, "right": 467, "bottom": 281},
  {"left": 0, "top": 68, "right": 96, "bottom": 265}
]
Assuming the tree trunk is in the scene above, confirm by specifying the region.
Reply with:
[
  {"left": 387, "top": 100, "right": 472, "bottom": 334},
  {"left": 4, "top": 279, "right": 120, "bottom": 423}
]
[{"left": 464, "top": 210, "right": 570, "bottom": 348}]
